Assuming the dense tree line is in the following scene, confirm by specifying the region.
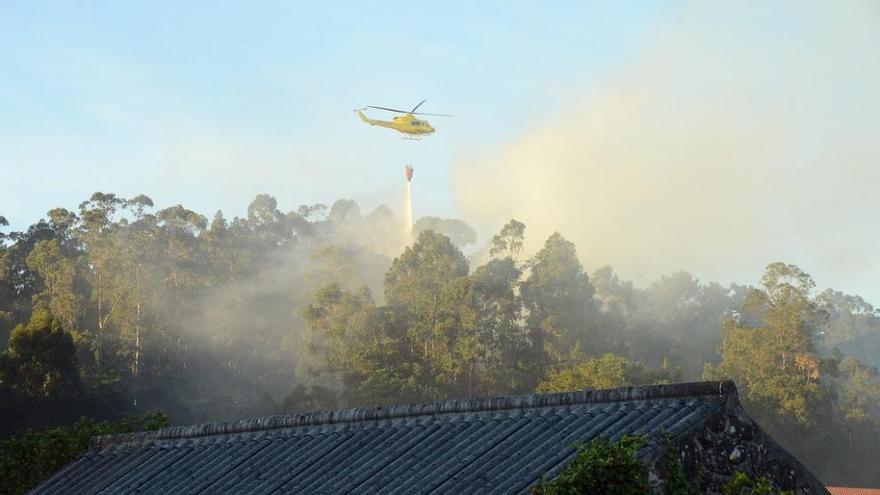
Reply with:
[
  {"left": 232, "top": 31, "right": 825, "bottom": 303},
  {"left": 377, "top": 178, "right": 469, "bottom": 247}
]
[
  {"left": 0, "top": 193, "right": 425, "bottom": 429},
  {"left": 2, "top": 194, "right": 879, "bottom": 485},
  {"left": 0, "top": 412, "right": 167, "bottom": 495}
]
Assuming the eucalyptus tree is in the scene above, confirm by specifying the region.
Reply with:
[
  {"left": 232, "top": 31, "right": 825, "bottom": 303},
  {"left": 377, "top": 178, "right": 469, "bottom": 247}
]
[
  {"left": 706, "top": 263, "right": 829, "bottom": 425},
  {"left": 3, "top": 308, "right": 80, "bottom": 398},
  {"left": 25, "top": 239, "right": 84, "bottom": 338},
  {"left": 489, "top": 219, "right": 526, "bottom": 261},
  {"left": 76, "top": 193, "right": 129, "bottom": 368},
  {"left": 384, "top": 230, "right": 469, "bottom": 389},
  {"left": 413, "top": 217, "right": 478, "bottom": 249},
  {"left": 466, "top": 257, "right": 529, "bottom": 394},
  {"left": 520, "top": 232, "right": 597, "bottom": 384}
]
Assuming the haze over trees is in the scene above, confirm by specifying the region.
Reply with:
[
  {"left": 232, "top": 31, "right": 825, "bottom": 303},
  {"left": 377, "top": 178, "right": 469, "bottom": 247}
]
[{"left": 1, "top": 193, "right": 879, "bottom": 486}]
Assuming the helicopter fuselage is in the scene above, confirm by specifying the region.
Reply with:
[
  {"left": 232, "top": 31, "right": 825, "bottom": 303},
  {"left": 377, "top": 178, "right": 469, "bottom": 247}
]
[{"left": 357, "top": 111, "right": 435, "bottom": 136}]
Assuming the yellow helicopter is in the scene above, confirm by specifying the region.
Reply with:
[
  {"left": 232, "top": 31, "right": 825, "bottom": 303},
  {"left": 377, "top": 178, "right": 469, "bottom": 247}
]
[{"left": 356, "top": 100, "right": 452, "bottom": 139}]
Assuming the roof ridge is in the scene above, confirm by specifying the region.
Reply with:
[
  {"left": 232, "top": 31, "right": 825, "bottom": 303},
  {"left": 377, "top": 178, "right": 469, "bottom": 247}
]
[{"left": 93, "top": 380, "right": 737, "bottom": 448}]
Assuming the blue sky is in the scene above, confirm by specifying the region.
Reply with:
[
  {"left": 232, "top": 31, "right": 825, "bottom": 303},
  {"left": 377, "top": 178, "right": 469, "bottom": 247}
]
[
  {"left": 0, "top": 1, "right": 674, "bottom": 229},
  {"left": 3, "top": 1, "right": 879, "bottom": 303}
]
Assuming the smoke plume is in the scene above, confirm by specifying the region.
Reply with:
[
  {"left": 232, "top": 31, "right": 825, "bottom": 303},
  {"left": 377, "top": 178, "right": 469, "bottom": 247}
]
[{"left": 452, "top": 1, "right": 880, "bottom": 297}]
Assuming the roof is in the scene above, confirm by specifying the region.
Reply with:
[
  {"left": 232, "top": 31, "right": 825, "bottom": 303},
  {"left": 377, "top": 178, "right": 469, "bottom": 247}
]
[
  {"left": 34, "top": 381, "right": 736, "bottom": 495},
  {"left": 828, "top": 488, "right": 880, "bottom": 495}
]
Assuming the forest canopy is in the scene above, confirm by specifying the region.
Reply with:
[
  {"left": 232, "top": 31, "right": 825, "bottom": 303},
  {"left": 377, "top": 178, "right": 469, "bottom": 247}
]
[{"left": 1, "top": 193, "right": 879, "bottom": 486}]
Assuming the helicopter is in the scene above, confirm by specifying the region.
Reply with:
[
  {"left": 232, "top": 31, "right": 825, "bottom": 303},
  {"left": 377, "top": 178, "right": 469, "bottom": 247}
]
[{"left": 355, "top": 99, "right": 451, "bottom": 139}]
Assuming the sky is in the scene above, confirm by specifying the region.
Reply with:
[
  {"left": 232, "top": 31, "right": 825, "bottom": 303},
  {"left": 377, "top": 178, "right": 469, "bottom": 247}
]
[
  {"left": 0, "top": 1, "right": 672, "bottom": 224},
  {"left": 2, "top": 1, "right": 879, "bottom": 304}
]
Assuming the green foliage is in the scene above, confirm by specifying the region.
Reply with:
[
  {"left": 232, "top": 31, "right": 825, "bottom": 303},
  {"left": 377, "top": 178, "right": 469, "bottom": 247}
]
[
  {"left": 413, "top": 217, "right": 477, "bottom": 248},
  {"left": 836, "top": 356, "right": 880, "bottom": 420},
  {"left": 706, "top": 263, "right": 828, "bottom": 425},
  {"left": 536, "top": 352, "right": 682, "bottom": 394},
  {"left": 521, "top": 232, "right": 597, "bottom": 381},
  {"left": 536, "top": 353, "right": 638, "bottom": 392},
  {"left": 817, "top": 290, "right": 880, "bottom": 370},
  {"left": 490, "top": 219, "right": 525, "bottom": 260},
  {"left": 665, "top": 446, "right": 697, "bottom": 495},
  {"left": 627, "top": 272, "right": 746, "bottom": 379},
  {"left": 4, "top": 308, "right": 79, "bottom": 397},
  {"left": 384, "top": 229, "right": 469, "bottom": 309},
  {"left": 531, "top": 435, "right": 650, "bottom": 495},
  {"left": 466, "top": 257, "right": 529, "bottom": 392},
  {"left": 4, "top": 193, "right": 880, "bottom": 487},
  {"left": 0, "top": 412, "right": 168, "bottom": 495},
  {"left": 303, "top": 229, "right": 530, "bottom": 402},
  {"left": 301, "top": 283, "right": 391, "bottom": 401},
  {"left": 722, "top": 472, "right": 793, "bottom": 495},
  {"left": 25, "top": 239, "right": 84, "bottom": 335}
]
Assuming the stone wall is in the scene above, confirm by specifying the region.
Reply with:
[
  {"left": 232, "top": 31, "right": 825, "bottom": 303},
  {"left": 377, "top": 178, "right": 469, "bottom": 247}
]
[{"left": 646, "top": 402, "right": 829, "bottom": 495}]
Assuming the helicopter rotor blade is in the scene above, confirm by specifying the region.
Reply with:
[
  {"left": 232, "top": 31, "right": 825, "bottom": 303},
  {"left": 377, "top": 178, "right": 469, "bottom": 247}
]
[
  {"left": 366, "top": 105, "right": 409, "bottom": 113},
  {"left": 410, "top": 99, "right": 427, "bottom": 113},
  {"left": 413, "top": 112, "right": 453, "bottom": 117}
]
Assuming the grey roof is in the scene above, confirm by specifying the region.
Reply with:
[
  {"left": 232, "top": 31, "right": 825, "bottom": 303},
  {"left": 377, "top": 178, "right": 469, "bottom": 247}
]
[{"left": 33, "top": 381, "right": 737, "bottom": 495}]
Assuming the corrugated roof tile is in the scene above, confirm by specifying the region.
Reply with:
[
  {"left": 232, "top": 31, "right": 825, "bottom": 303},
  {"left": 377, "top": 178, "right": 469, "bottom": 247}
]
[{"left": 33, "top": 381, "right": 743, "bottom": 494}]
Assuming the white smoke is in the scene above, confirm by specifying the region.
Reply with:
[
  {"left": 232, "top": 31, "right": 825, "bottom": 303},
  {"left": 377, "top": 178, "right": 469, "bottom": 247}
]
[{"left": 452, "top": 1, "right": 880, "bottom": 298}]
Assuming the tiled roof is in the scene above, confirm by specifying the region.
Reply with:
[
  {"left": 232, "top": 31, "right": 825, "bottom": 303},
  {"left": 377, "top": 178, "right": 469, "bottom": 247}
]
[
  {"left": 828, "top": 488, "right": 880, "bottom": 495},
  {"left": 34, "top": 381, "right": 736, "bottom": 495}
]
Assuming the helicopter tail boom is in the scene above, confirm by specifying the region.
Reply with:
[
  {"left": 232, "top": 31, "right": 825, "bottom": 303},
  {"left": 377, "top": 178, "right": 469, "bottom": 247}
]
[{"left": 357, "top": 110, "right": 397, "bottom": 130}]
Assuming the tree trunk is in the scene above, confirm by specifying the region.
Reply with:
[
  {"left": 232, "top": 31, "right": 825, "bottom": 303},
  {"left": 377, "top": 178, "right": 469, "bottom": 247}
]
[
  {"left": 134, "top": 265, "right": 141, "bottom": 377},
  {"left": 96, "top": 270, "right": 103, "bottom": 368}
]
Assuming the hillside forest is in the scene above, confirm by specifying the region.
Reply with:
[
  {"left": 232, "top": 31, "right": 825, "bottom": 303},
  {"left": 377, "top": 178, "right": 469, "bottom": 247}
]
[{"left": 1, "top": 193, "right": 879, "bottom": 486}]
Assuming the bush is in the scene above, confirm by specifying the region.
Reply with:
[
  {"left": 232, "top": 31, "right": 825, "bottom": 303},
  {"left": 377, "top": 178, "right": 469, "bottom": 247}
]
[
  {"left": 0, "top": 412, "right": 168, "bottom": 495},
  {"left": 532, "top": 435, "right": 651, "bottom": 495}
]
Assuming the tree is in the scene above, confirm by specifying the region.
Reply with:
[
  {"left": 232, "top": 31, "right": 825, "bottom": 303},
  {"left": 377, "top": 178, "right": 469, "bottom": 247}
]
[
  {"left": 3, "top": 308, "right": 80, "bottom": 398},
  {"left": 531, "top": 435, "right": 650, "bottom": 495},
  {"left": 328, "top": 199, "right": 361, "bottom": 226},
  {"left": 26, "top": 240, "right": 84, "bottom": 337},
  {"left": 520, "top": 232, "right": 597, "bottom": 383},
  {"left": 302, "top": 230, "right": 530, "bottom": 402},
  {"left": 537, "top": 353, "right": 681, "bottom": 393},
  {"left": 836, "top": 356, "right": 880, "bottom": 421},
  {"left": 590, "top": 266, "right": 637, "bottom": 357},
  {"left": 300, "top": 283, "right": 420, "bottom": 405},
  {"left": 0, "top": 412, "right": 168, "bottom": 495},
  {"left": 629, "top": 272, "right": 745, "bottom": 380},
  {"left": 467, "top": 258, "right": 529, "bottom": 394},
  {"left": 536, "top": 354, "right": 638, "bottom": 393},
  {"left": 382, "top": 230, "right": 470, "bottom": 400},
  {"left": 413, "top": 217, "right": 477, "bottom": 249},
  {"left": 77, "top": 193, "right": 127, "bottom": 368},
  {"left": 384, "top": 229, "right": 469, "bottom": 329},
  {"left": 0, "top": 219, "right": 70, "bottom": 345},
  {"left": 362, "top": 205, "right": 402, "bottom": 256},
  {"left": 706, "top": 263, "right": 828, "bottom": 425},
  {"left": 297, "top": 203, "right": 328, "bottom": 222},
  {"left": 489, "top": 219, "right": 525, "bottom": 260},
  {"left": 816, "top": 289, "right": 880, "bottom": 369}
]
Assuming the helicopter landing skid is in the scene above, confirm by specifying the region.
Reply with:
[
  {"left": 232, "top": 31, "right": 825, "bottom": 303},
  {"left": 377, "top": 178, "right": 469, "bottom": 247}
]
[{"left": 402, "top": 135, "right": 423, "bottom": 141}]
